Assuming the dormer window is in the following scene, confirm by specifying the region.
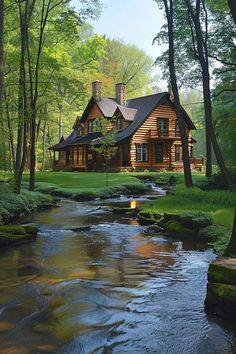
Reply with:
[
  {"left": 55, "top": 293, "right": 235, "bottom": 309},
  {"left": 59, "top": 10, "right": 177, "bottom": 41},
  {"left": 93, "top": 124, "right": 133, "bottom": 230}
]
[
  {"left": 88, "top": 120, "right": 94, "bottom": 133},
  {"left": 116, "top": 118, "right": 122, "bottom": 131}
]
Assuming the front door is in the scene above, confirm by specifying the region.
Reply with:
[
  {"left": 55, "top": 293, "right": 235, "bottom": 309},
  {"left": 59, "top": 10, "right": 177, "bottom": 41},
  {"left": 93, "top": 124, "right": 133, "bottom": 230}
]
[{"left": 156, "top": 143, "right": 163, "bottom": 163}]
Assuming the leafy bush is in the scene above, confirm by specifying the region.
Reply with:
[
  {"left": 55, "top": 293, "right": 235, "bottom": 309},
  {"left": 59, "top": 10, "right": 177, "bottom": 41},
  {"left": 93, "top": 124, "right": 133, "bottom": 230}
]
[
  {"left": 180, "top": 211, "right": 213, "bottom": 230},
  {"left": 198, "top": 225, "right": 231, "bottom": 254},
  {"left": 195, "top": 168, "right": 236, "bottom": 191}
]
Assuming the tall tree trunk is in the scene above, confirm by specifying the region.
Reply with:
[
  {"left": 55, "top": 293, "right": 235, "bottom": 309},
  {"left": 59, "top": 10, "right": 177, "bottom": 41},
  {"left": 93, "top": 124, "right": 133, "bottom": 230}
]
[
  {"left": 4, "top": 91, "right": 15, "bottom": 165},
  {"left": 0, "top": 0, "right": 4, "bottom": 106},
  {"left": 58, "top": 104, "right": 63, "bottom": 140},
  {"left": 163, "top": 0, "right": 193, "bottom": 188},
  {"left": 186, "top": 0, "right": 232, "bottom": 189},
  {"left": 224, "top": 209, "right": 236, "bottom": 257},
  {"left": 228, "top": 0, "right": 236, "bottom": 24},
  {"left": 41, "top": 121, "right": 47, "bottom": 172}
]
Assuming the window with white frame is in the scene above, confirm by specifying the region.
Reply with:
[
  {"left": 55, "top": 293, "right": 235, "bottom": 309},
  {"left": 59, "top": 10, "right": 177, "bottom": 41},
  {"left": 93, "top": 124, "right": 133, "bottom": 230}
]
[{"left": 136, "top": 144, "right": 148, "bottom": 162}]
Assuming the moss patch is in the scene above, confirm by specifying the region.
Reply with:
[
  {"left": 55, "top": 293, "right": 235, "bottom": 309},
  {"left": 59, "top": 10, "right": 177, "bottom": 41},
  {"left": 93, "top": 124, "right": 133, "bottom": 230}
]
[
  {"left": 180, "top": 211, "right": 213, "bottom": 230},
  {"left": 164, "top": 220, "right": 195, "bottom": 236}
]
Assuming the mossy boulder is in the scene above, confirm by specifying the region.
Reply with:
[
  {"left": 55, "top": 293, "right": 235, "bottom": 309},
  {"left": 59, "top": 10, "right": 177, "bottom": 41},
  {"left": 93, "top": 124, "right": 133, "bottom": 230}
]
[
  {"left": 180, "top": 211, "right": 213, "bottom": 230},
  {"left": 0, "top": 224, "right": 38, "bottom": 247},
  {"left": 138, "top": 211, "right": 163, "bottom": 226},
  {"left": 164, "top": 220, "right": 195, "bottom": 236},
  {"left": 22, "top": 224, "right": 38, "bottom": 236},
  {"left": 163, "top": 213, "right": 181, "bottom": 224},
  {"left": 208, "top": 258, "right": 236, "bottom": 287},
  {"left": 205, "top": 282, "right": 236, "bottom": 317},
  {"left": 0, "top": 225, "right": 26, "bottom": 235}
]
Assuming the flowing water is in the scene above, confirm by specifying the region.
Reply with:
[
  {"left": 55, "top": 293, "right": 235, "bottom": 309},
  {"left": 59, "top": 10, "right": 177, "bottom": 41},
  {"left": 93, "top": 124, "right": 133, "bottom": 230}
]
[{"left": 0, "top": 195, "right": 236, "bottom": 354}]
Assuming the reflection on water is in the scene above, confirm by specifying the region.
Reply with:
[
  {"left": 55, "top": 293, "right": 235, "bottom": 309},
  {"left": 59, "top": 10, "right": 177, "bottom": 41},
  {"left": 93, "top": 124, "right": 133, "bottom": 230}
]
[
  {"left": 0, "top": 199, "right": 235, "bottom": 354},
  {"left": 130, "top": 199, "right": 141, "bottom": 209}
]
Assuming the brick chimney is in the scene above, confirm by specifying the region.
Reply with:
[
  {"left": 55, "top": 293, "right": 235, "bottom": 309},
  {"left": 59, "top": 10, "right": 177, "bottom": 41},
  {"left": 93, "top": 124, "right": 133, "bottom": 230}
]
[
  {"left": 116, "top": 83, "right": 126, "bottom": 106},
  {"left": 92, "top": 80, "right": 102, "bottom": 101}
]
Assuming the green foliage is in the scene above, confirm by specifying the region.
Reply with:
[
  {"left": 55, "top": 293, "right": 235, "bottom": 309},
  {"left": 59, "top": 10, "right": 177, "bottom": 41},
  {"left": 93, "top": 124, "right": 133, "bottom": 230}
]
[
  {"left": 198, "top": 225, "right": 231, "bottom": 254},
  {"left": 196, "top": 168, "right": 236, "bottom": 191},
  {"left": 180, "top": 211, "right": 213, "bottom": 230},
  {"left": 0, "top": 183, "right": 53, "bottom": 225}
]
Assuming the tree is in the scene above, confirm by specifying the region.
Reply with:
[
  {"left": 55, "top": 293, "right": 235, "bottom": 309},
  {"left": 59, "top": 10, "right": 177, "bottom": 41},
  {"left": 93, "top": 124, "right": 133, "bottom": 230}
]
[
  {"left": 155, "top": 0, "right": 193, "bottom": 188},
  {"left": 0, "top": 0, "right": 3, "bottom": 106},
  {"left": 98, "top": 39, "right": 158, "bottom": 98},
  {"left": 90, "top": 117, "right": 118, "bottom": 187},
  {"left": 185, "top": 0, "right": 233, "bottom": 188}
]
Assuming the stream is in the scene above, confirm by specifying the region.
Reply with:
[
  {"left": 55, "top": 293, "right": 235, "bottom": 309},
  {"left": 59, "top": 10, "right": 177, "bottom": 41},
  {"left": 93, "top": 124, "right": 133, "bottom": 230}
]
[{"left": 0, "top": 191, "right": 236, "bottom": 353}]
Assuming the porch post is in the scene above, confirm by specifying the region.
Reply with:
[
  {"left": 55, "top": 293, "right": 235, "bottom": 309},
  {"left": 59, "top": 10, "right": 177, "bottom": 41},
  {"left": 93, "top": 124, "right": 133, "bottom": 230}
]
[
  {"left": 120, "top": 145, "right": 123, "bottom": 167},
  {"left": 53, "top": 150, "right": 55, "bottom": 164}
]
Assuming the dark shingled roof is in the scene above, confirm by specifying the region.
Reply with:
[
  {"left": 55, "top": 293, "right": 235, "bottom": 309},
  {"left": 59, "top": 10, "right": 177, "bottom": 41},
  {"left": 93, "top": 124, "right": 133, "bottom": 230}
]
[
  {"left": 69, "top": 132, "right": 102, "bottom": 146},
  {"left": 114, "top": 105, "right": 137, "bottom": 121},
  {"left": 49, "top": 130, "right": 78, "bottom": 150},
  {"left": 50, "top": 91, "right": 196, "bottom": 150},
  {"left": 115, "top": 92, "right": 168, "bottom": 143}
]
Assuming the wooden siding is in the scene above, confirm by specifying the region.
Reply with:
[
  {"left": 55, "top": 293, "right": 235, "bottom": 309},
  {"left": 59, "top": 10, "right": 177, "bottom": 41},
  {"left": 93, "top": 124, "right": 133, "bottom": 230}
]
[{"left": 130, "top": 104, "right": 190, "bottom": 169}]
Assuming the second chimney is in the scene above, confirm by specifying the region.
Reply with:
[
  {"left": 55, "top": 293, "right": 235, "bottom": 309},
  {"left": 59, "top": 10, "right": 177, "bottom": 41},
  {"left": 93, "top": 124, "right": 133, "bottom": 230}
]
[
  {"left": 116, "top": 83, "right": 126, "bottom": 106},
  {"left": 92, "top": 80, "right": 102, "bottom": 101}
]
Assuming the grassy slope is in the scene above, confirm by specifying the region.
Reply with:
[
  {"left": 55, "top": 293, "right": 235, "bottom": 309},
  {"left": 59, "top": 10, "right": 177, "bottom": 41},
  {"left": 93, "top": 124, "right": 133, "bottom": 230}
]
[{"left": 140, "top": 172, "right": 235, "bottom": 228}]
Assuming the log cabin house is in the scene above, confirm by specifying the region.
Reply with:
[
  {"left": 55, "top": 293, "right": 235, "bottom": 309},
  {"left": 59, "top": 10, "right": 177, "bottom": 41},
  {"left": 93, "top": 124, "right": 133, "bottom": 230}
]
[{"left": 50, "top": 81, "right": 203, "bottom": 171}]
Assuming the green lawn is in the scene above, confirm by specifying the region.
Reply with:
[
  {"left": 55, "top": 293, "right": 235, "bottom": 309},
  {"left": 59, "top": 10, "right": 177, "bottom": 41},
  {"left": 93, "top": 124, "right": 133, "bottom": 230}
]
[
  {"left": 140, "top": 172, "right": 235, "bottom": 228},
  {"left": 27, "top": 171, "right": 144, "bottom": 189}
]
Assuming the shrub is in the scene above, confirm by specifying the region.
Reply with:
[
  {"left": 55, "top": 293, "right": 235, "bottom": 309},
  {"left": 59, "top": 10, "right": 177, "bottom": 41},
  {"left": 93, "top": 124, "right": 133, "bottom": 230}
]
[
  {"left": 198, "top": 225, "right": 231, "bottom": 254},
  {"left": 180, "top": 211, "right": 213, "bottom": 230}
]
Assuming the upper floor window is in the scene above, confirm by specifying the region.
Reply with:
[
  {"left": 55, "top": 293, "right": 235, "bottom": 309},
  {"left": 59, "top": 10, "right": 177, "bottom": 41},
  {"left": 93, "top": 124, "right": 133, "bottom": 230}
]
[
  {"left": 157, "top": 118, "right": 169, "bottom": 135},
  {"left": 116, "top": 118, "right": 122, "bottom": 131},
  {"left": 136, "top": 144, "right": 148, "bottom": 162}
]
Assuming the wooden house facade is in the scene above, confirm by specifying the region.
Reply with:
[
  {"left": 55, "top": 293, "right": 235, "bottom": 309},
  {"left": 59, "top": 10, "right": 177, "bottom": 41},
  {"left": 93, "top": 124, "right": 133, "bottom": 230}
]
[{"left": 50, "top": 81, "right": 203, "bottom": 171}]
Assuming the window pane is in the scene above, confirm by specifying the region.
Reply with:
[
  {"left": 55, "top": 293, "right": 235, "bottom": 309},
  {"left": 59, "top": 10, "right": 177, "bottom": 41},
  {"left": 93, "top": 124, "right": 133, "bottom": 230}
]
[{"left": 156, "top": 143, "right": 163, "bottom": 163}]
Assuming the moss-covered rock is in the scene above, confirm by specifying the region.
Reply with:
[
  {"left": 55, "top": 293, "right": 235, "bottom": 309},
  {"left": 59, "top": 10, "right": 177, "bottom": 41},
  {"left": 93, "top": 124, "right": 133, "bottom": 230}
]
[
  {"left": 0, "top": 225, "right": 26, "bottom": 235},
  {"left": 138, "top": 211, "right": 163, "bottom": 226},
  {"left": 180, "top": 211, "right": 213, "bottom": 230},
  {"left": 0, "top": 224, "right": 38, "bottom": 247},
  {"left": 208, "top": 258, "right": 236, "bottom": 287},
  {"left": 205, "top": 282, "right": 236, "bottom": 317},
  {"left": 163, "top": 213, "right": 181, "bottom": 223},
  {"left": 22, "top": 224, "right": 38, "bottom": 236},
  {"left": 164, "top": 220, "right": 196, "bottom": 236}
]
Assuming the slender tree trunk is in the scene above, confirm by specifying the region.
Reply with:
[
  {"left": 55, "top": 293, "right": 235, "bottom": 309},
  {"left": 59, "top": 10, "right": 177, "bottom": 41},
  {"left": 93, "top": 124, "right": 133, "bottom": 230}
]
[
  {"left": 185, "top": 0, "right": 232, "bottom": 188},
  {"left": 41, "top": 121, "right": 47, "bottom": 171},
  {"left": 224, "top": 209, "right": 236, "bottom": 257},
  {"left": 228, "top": 0, "right": 236, "bottom": 24},
  {"left": 163, "top": 0, "right": 193, "bottom": 187},
  {"left": 0, "top": 0, "right": 4, "bottom": 106},
  {"left": 4, "top": 91, "right": 15, "bottom": 165},
  {"left": 58, "top": 104, "right": 63, "bottom": 140}
]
